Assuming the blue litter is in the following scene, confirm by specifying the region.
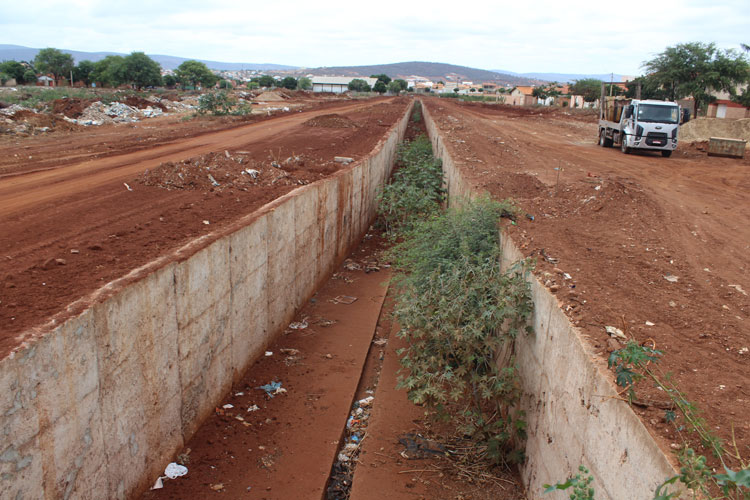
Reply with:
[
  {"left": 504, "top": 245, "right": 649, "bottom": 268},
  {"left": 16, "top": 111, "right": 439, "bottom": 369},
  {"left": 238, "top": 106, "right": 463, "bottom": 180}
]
[{"left": 257, "top": 381, "right": 282, "bottom": 397}]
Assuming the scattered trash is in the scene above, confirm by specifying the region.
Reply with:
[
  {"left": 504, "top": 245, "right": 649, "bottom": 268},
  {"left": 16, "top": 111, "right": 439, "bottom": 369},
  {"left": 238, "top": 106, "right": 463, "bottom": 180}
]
[
  {"left": 645, "top": 321, "right": 655, "bottom": 326},
  {"left": 739, "top": 347, "right": 748, "bottom": 355},
  {"left": 663, "top": 274, "right": 679, "bottom": 283},
  {"left": 207, "top": 174, "right": 220, "bottom": 187},
  {"left": 150, "top": 477, "right": 164, "bottom": 490},
  {"left": 123, "top": 182, "right": 133, "bottom": 192},
  {"left": 222, "top": 404, "right": 234, "bottom": 409},
  {"left": 372, "top": 338, "right": 387, "bottom": 346},
  {"left": 398, "top": 433, "right": 447, "bottom": 459},
  {"left": 343, "top": 259, "right": 362, "bottom": 271},
  {"left": 334, "top": 156, "right": 354, "bottom": 164},
  {"left": 258, "top": 381, "right": 286, "bottom": 397},
  {"left": 235, "top": 392, "right": 244, "bottom": 396},
  {"left": 280, "top": 348, "right": 300, "bottom": 355},
  {"left": 289, "top": 319, "right": 308, "bottom": 330},
  {"left": 333, "top": 295, "right": 357, "bottom": 305},
  {"left": 243, "top": 168, "right": 260, "bottom": 179},
  {"left": 563, "top": 273, "right": 572, "bottom": 280},
  {"left": 265, "top": 351, "right": 273, "bottom": 357},
  {"left": 202, "top": 220, "right": 210, "bottom": 225},
  {"left": 210, "top": 483, "right": 225, "bottom": 491},
  {"left": 164, "top": 462, "right": 188, "bottom": 479},
  {"left": 728, "top": 284, "right": 747, "bottom": 296},
  {"left": 525, "top": 213, "right": 535, "bottom": 221},
  {"left": 605, "top": 326, "right": 627, "bottom": 340},
  {"left": 247, "top": 404, "right": 260, "bottom": 412},
  {"left": 540, "top": 248, "right": 559, "bottom": 264}
]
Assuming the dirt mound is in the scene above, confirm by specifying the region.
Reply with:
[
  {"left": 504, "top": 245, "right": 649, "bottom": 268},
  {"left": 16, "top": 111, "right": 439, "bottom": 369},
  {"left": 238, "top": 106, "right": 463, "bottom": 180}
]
[
  {"left": 680, "top": 117, "right": 750, "bottom": 146},
  {"left": 51, "top": 98, "right": 96, "bottom": 118},
  {"left": 123, "top": 95, "right": 167, "bottom": 111},
  {"left": 303, "top": 113, "right": 359, "bottom": 128},
  {"left": 256, "top": 90, "right": 288, "bottom": 102}
]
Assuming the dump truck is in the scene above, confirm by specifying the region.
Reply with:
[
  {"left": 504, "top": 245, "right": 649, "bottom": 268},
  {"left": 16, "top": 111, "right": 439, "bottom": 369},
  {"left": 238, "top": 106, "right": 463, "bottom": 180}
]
[{"left": 598, "top": 93, "right": 688, "bottom": 158}]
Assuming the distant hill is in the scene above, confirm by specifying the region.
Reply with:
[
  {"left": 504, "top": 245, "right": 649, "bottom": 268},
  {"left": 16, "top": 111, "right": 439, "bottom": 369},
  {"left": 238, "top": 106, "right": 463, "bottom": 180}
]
[
  {"left": 0, "top": 44, "right": 297, "bottom": 71},
  {"left": 493, "top": 69, "right": 630, "bottom": 83},
  {"left": 298, "top": 62, "right": 542, "bottom": 86}
]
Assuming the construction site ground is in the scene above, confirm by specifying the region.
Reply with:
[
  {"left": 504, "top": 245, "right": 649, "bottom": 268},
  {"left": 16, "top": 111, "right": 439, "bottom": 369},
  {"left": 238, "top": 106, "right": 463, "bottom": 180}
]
[
  {"left": 0, "top": 95, "right": 408, "bottom": 356},
  {"left": 422, "top": 98, "right": 749, "bottom": 471}
]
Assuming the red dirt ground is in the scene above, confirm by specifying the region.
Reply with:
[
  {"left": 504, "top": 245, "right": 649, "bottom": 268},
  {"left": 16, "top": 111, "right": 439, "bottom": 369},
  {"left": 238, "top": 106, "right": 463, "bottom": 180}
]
[
  {"left": 0, "top": 96, "right": 408, "bottom": 357},
  {"left": 422, "top": 98, "right": 750, "bottom": 471}
]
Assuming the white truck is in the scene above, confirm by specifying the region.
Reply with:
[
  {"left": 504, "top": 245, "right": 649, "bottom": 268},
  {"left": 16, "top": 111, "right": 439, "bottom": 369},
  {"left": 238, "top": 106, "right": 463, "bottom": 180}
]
[{"left": 598, "top": 95, "right": 687, "bottom": 158}]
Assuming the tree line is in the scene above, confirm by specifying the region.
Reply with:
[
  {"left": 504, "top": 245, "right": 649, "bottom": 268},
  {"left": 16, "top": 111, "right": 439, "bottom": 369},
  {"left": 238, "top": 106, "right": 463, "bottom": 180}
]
[
  {"left": 531, "top": 42, "right": 750, "bottom": 114},
  {"left": 0, "top": 47, "right": 315, "bottom": 91}
]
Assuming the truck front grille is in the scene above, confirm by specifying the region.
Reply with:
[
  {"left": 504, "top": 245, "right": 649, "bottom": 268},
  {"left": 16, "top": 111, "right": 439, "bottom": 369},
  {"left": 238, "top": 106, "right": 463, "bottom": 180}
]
[{"left": 645, "top": 132, "right": 669, "bottom": 146}]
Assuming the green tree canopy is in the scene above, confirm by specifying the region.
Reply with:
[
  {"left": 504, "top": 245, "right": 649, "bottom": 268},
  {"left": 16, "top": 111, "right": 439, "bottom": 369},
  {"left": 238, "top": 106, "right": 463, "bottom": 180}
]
[
  {"left": 123, "top": 52, "right": 162, "bottom": 89},
  {"left": 297, "top": 76, "right": 312, "bottom": 90},
  {"left": 34, "top": 47, "right": 74, "bottom": 82},
  {"left": 393, "top": 79, "right": 408, "bottom": 91},
  {"left": 373, "top": 80, "right": 388, "bottom": 94},
  {"left": 642, "top": 41, "right": 750, "bottom": 114},
  {"left": 387, "top": 80, "right": 403, "bottom": 95},
  {"left": 371, "top": 73, "right": 391, "bottom": 85},
  {"left": 73, "top": 60, "right": 95, "bottom": 86},
  {"left": 570, "top": 78, "right": 604, "bottom": 102},
  {"left": 175, "top": 60, "right": 217, "bottom": 89},
  {"left": 732, "top": 44, "right": 750, "bottom": 107},
  {"left": 91, "top": 55, "right": 127, "bottom": 87},
  {"left": 23, "top": 68, "right": 37, "bottom": 84},
  {"left": 348, "top": 78, "right": 371, "bottom": 92},
  {"left": 0, "top": 61, "right": 26, "bottom": 83},
  {"left": 164, "top": 74, "right": 177, "bottom": 87},
  {"left": 281, "top": 76, "right": 298, "bottom": 90},
  {"left": 258, "top": 75, "right": 275, "bottom": 87},
  {"left": 532, "top": 84, "right": 561, "bottom": 101}
]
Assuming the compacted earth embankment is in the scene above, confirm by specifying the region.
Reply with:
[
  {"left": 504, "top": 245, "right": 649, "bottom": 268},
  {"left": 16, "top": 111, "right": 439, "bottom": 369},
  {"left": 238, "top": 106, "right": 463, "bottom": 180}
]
[{"left": 0, "top": 99, "right": 412, "bottom": 499}]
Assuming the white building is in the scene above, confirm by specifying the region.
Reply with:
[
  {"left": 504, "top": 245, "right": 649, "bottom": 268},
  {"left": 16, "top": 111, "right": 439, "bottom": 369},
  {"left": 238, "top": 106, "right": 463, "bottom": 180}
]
[{"left": 311, "top": 76, "right": 378, "bottom": 93}]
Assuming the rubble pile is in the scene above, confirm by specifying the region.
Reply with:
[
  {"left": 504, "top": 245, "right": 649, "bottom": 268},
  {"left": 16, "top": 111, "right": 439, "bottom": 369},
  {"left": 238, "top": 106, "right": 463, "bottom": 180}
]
[
  {"left": 137, "top": 150, "right": 319, "bottom": 191},
  {"left": 63, "top": 101, "right": 166, "bottom": 126},
  {"left": 303, "top": 114, "right": 359, "bottom": 129}
]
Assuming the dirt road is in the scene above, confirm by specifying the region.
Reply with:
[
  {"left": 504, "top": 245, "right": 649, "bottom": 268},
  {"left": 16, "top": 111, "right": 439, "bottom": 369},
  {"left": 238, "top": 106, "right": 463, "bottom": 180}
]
[
  {"left": 0, "top": 97, "right": 407, "bottom": 355},
  {"left": 424, "top": 98, "right": 750, "bottom": 470}
]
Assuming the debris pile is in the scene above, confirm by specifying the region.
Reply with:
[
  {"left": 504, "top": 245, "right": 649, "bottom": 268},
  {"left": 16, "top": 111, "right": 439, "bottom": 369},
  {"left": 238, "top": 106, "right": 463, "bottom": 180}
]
[
  {"left": 304, "top": 113, "right": 359, "bottom": 129},
  {"left": 63, "top": 101, "right": 166, "bottom": 126},
  {"left": 326, "top": 396, "right": 374, "bottom": 500}
]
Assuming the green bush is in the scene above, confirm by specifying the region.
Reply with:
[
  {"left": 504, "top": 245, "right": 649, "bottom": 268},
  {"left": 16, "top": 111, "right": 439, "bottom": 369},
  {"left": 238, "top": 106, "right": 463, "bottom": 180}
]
[{"left": 198, "top": 91, "right": 234, "bottom": 115}]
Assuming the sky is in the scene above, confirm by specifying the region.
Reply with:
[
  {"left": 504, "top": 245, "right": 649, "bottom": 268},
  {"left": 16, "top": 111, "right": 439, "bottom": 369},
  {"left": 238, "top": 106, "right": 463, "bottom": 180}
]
[{"left": 2, "top": 0, "right": 749, "bottom": 76}]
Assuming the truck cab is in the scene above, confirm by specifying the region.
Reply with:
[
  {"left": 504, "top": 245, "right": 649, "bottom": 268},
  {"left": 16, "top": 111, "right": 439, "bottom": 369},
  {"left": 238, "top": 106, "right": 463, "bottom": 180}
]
[{"left": 599, "top": 97, "right": 684, "bottom": 157}]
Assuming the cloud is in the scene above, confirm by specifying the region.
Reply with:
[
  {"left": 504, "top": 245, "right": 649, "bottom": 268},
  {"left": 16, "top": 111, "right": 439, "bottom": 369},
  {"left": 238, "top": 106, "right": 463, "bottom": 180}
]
[{"left": 1, "top": 0, "right": 749, "bottom": 74}]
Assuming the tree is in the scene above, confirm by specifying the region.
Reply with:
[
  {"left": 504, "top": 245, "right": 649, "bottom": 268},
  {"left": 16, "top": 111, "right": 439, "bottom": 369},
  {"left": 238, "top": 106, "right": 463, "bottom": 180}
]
[
  {"left": 258, "top": 75, "right": 275, "bottom": 88},
  {"left": 164, "top": 74, "right": 177, "bottom": 87},
  {"left": 373, "top": 81, "right": 387, "bottom": 94},
  {"left": 532, "top": 84, "right": 561, "bottom": 103},
  {"left": 34, "top": 47, "right": 74, "bottom": 83},
  {"left": 371, "top": 73, "right": 391, "bottom": 85},
  {"left": 297, "top": 76, "right": 312, "bottom": 90},
  {"left": 730, "top": 43, "right": 750, "bottom": 107},
  {"left": 281, "top": 76, "right": 298, "bottom": 90},
  {"left": 123, "top": 52, "right": 162, "bottom": 89},
  {"left": 218, "top": 79, "right": 233, "bottom": 89},
  {"left": 23, "top": 68, "right": 37, "bottom": 85},
  {"left": 387, "top": 80, "right": 403, "bottom": 95},
  {"left": 0, "top": 61, "right": 26, "bottom": 83},
  {"left": 348, "top": 78, "right": 371, "bottom": 92},
  {"left": 73, "top": 60, "right": 95, "bottom": 86},
  {"left": 247, "top": 81, "right": 260, "bottom": 90},
  {"left": 91, "top": 55, "right": 127, "bottom": 87},
  {"left": 175, "top": 60, "right": 217, "bottom": 89},
  {"left": 393, "top": 79, "right": 408, "bottom": 91},
  {"left": 625, "top": 76, "right": 669, "bottom": 100},
  {"left": 642, "top": 41, "right": 750, "bottom": 115},
  {"left": 570, "top": 78, "right": 604, "bottom": 102}
]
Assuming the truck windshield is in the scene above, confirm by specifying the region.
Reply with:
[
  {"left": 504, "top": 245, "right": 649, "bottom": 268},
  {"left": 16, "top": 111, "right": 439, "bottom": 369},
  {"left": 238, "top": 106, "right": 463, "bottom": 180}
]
[{"left": 637, "top": 104, "right": 679, "bottom": 124}]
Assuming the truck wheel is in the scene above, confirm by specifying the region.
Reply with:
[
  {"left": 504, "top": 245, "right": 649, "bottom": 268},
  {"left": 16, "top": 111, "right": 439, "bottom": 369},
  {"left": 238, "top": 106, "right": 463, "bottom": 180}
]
[
  {"left": 621, "top": 136, "right": 631, "bottom": 154},
  {"left": 661, "top": 150, "right": 673, "bottom": 158},
  {"left": 599, "top": 130, "right": 613, "bottom": 148}
]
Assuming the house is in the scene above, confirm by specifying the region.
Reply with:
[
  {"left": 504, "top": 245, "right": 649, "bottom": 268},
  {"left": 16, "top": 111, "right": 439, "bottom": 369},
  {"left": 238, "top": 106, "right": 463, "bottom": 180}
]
[
  {"left": 482, "top": 82, "right": 498, "bottom": 93},
  {"left": 507, "top": 86, "right": 536, "bottom": 106},
  {"left": 311, "top": 76, "right": 378, "bottom": 93},
  {"left": 36, "top": 75, "right": 55, "bottom": 87},
  {"left": 707, "top": 99, "right": 750, "bottom": 119}
]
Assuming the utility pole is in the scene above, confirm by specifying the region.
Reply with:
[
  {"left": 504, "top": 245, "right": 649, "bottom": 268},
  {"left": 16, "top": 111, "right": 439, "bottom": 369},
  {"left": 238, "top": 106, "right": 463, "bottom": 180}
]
[{"left": 609, "top": 72, "right": 614, "bottom": 96}]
